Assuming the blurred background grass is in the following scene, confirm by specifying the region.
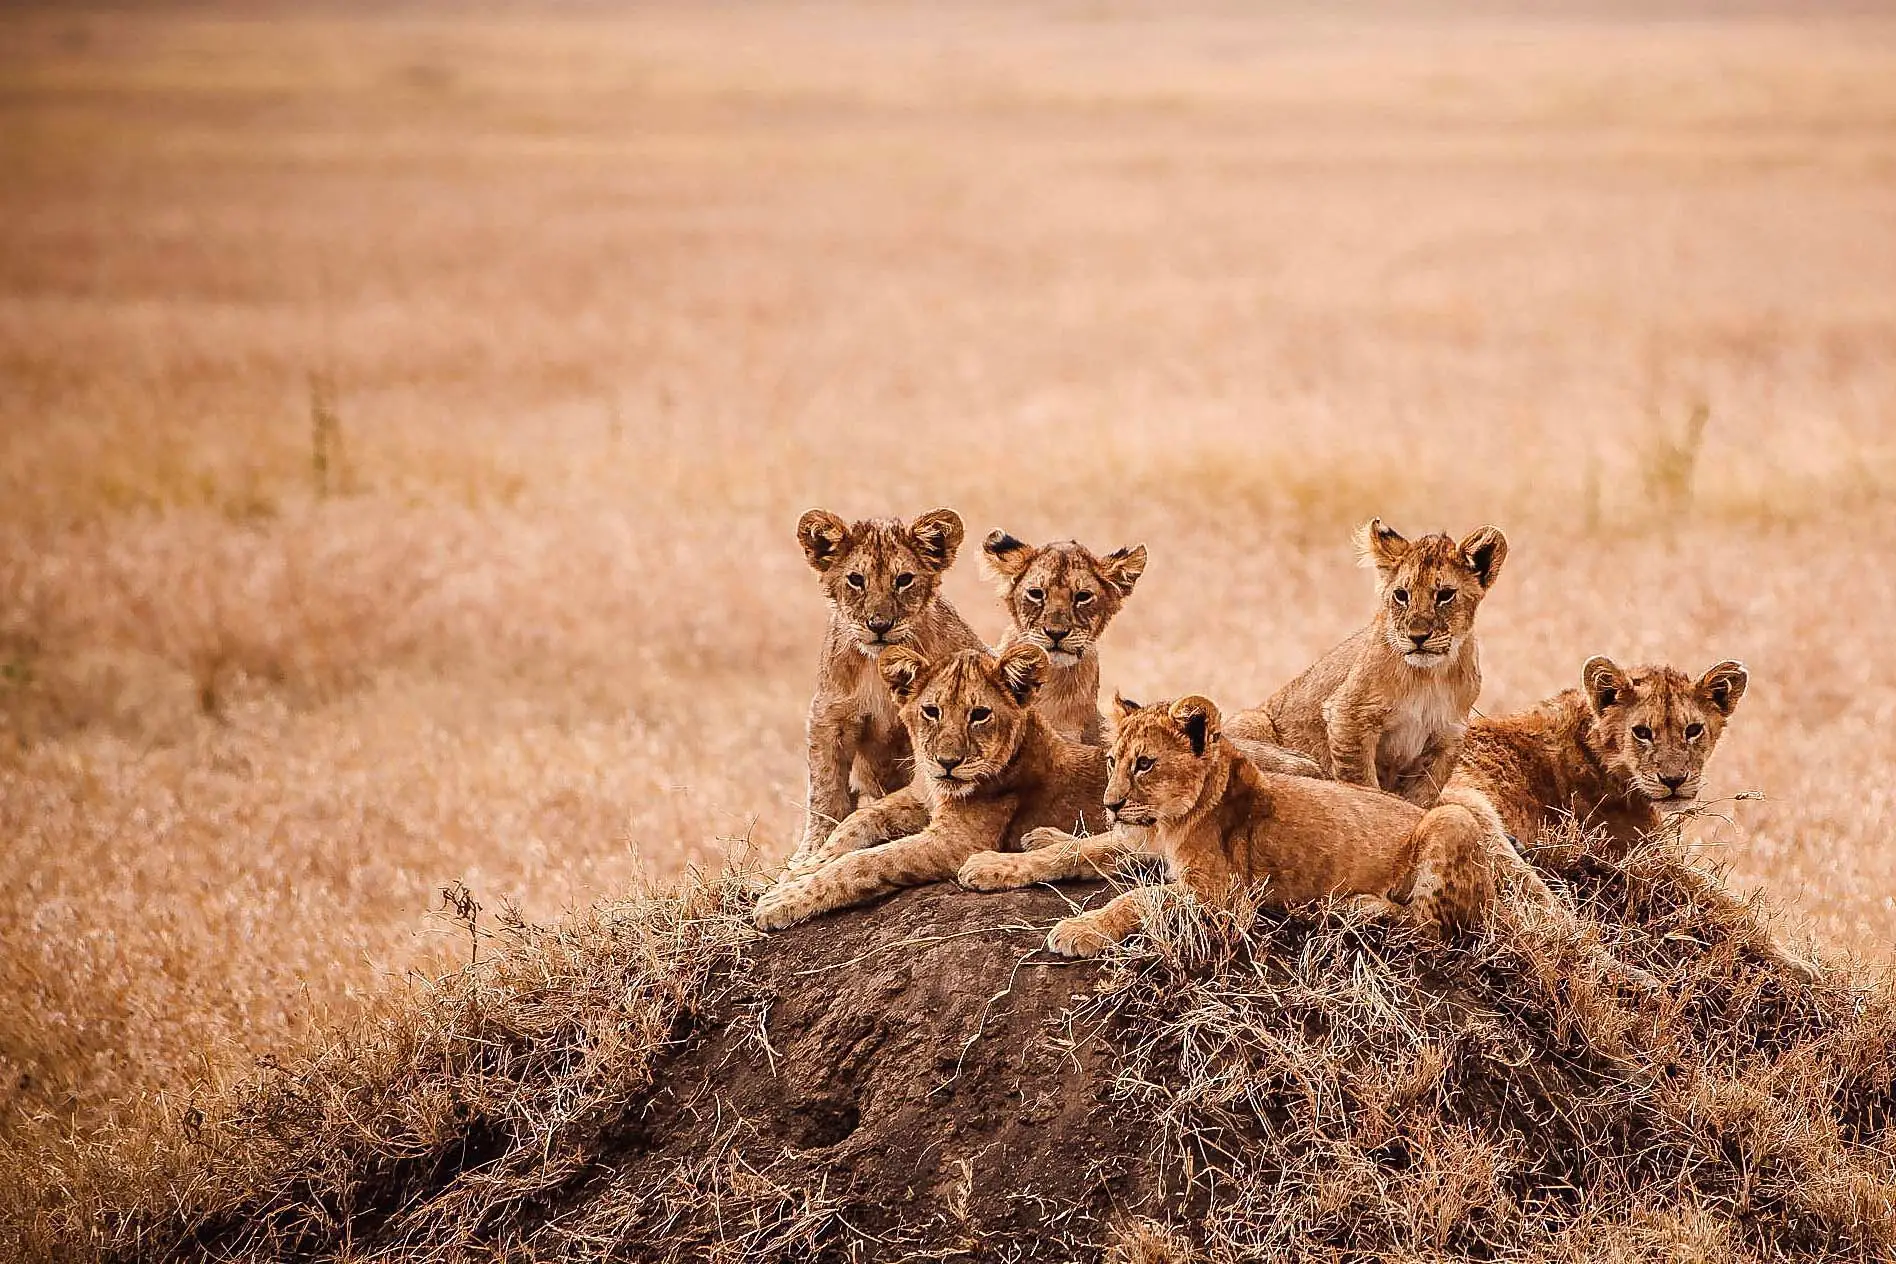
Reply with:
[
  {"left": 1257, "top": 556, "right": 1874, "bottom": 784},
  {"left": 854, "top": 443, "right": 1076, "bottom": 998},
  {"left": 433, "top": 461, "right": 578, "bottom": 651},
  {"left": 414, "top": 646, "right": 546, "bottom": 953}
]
[{"left": 3, "top": 0, "right": 1894, "bottom": 1175}]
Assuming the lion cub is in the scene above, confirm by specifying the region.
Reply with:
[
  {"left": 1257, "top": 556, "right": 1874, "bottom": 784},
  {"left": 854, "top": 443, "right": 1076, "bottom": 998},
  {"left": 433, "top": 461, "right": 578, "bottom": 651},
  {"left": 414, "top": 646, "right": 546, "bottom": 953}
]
[
  {"left": 1447, "top": 655, "right": 1815, "bottom": 978},
  {"left": 1226, "top": 519, "right": 1507, "bottom": 806},
  {"left": 791, "top": 508, "right": 983, "bottom": 862},
  {"left": 962, "top": 696, "right": 1505, "bottom": 958},
  {"left": 982, "top": 529, "right": 1147, "bottom": 745},
  {"left": 1449, "top": 656, "right": 1750, "bottom": 858},
  {"left": 754, "top": 642, "right": 1110, "bottom": 932}
]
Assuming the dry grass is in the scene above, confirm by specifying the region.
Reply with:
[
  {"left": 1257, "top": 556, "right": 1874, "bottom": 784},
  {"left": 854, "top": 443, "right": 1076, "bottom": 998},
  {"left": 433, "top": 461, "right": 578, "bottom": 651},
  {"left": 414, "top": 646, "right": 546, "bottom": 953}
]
[{"left": 4, "top": 0, "right": 1896, "bottom": 1251}]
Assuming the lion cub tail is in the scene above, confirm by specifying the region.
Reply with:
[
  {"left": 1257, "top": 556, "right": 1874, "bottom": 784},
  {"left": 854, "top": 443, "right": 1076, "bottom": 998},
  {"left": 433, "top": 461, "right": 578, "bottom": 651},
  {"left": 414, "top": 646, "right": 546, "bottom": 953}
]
[{"left": 1406, "top": 797, "right": 1499, "bottom": 934}]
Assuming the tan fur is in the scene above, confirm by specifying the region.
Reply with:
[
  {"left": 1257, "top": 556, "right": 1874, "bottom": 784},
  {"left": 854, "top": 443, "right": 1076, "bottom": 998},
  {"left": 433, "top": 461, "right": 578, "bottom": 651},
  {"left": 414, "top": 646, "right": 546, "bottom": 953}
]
[
  {"left": 791, "top": 508, "right": 984, "bottom": 862},
  {"left": 1226, "top": 520, "right": 1506, "bottom": 806},
  {"left": 958, "top": 696, "right": 1508, "bottom": 958},
  {"left": 1448, "top": 656, "right": 1815, "bottom": 977},
  {"left": 756, "top": 642, "right": 1110, "bottom": 931},
  {"left": 981, "top": 530, "right": 1147, "bottom": 746}
]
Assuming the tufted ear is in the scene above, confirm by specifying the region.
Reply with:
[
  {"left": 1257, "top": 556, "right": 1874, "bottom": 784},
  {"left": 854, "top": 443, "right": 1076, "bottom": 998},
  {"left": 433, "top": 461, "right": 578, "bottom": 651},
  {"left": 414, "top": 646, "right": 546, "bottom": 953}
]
[
  {"left": 1458, "top": 525, "right": 1508, "bottom": 589},
  {"left": 1168, "top": 695, "right": 1222, "bottom": 757},
  {"left": 1697, "top": 660, "right": 1749, "bottom": 716},
  {"left": 1113, "top": 692, "right": 1143, "bottom": 718},
  {"left": 797, "top": 509, "right": 851, "bottom": 573},
  {"left": 1354, "top": 518, "right": 1410, "bottom": 574},
  {"left": 879, "top": 646, "right": 932, "bottom": 701},
  {"left": 907, "top": 509, "right": 964, "bottom": 572},
  {"left": 981, "top": 529, "right": 1034, "bottom": 585},
  {"left": 1100, "top": 543, "right": 1148, "bottom": 596},
  {"left": 995, "top": 641, "right": 1048, "bottom": 706},
  {"left": 1582, "top": 655, "right": 1632, "bottom": 718}
]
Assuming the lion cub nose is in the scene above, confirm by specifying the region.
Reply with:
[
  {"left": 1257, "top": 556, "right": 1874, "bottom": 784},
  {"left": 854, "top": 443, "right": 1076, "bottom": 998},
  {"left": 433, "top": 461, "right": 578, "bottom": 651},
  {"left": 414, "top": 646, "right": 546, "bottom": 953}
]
[
  {"left": 1044, "top": 628, "right": 1068, "bottom": 644},
  {"left": 1659, "top": 774, "right": 1686, "bottom": 791},
  {"left": 1104, "top": 797, "right": 1126, "bottom": 814},
  {"left": 936, "top": 756, "right": 963, "bottom": 774},
  {"left": 1409, "top": 633, "right": 1431, "bottom": 649},
  {"left": 866, "top": 615, "right": 893, "bottom": 634}
]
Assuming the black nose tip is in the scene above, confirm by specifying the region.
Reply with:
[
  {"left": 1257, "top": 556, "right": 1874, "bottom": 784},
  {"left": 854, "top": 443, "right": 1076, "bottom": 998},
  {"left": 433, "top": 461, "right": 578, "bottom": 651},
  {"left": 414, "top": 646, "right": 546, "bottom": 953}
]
[
  {"left": 1045, "top": 628, "right": 1067, "bottom": 643},
  {"left": 937, "top": 756, "right": 962, "bottom": 773},
  {"left": 1104, "top": 798, "right": 1125, "bottom": 813},
  {"left": 867, "top": 616, "right": 893, "bottom": 634},
  {"left": 1410, "top": 633, "right": 1430, "bottom": 648},
  {"left": 1660, "top": 774, "right": 1686, "bottom": 791}
]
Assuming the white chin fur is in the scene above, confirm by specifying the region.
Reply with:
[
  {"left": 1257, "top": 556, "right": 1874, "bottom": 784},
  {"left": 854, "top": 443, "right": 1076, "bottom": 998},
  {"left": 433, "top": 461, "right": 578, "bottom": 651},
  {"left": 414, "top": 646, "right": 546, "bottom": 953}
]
[
  {"left": 1403, "top": 651, "right": 1448, "bottom": 670},
  {"left": 1048, "top": 650, "right": 1081, "bottom": 667},
  {"left": 857, "top": 641, "right": 888, "bottom": 659},
  {"left": 1656, "top": 796, "right": 1696, "bottom": 816}
]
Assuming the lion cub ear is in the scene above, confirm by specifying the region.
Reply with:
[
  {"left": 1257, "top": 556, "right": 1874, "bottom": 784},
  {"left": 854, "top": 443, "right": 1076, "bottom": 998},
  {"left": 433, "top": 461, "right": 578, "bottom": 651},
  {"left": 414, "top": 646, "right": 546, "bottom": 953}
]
[
  {"left": 995, "top": 642, "right": 1049, "bottom": 706},
  {"left": 1582, "top": 655, "right": 1632, "bottom": 717},
  {"left": 1354, "top": 518, "right": 1410, "bottom": 574},
  {"left": 1100, "top": 544, "right": 1147, "bottom": 595},
  {"left": 879, "top": 646, "right": 932, "bottom": 701},
  {"left": 797, "top": 509, "right": 851, "bottom": 573},
  {"left": 907, "top": 509, "right": 965, "bottom": 572},
  {"left": 1168, "top": 695, "right": 1222, "bottom": 757},
  {"left": 982, "top": 530, "right": 1034, "bottom": 584},
  {"left": 1113, "top": 692, "right": 1142, "bottom": 717},
  {"left": 1697, "top": 660, "right": 1749, "bottom": 716},
  {"left": 1458, "top": 525, "right": 1508, "bottom": 589}
]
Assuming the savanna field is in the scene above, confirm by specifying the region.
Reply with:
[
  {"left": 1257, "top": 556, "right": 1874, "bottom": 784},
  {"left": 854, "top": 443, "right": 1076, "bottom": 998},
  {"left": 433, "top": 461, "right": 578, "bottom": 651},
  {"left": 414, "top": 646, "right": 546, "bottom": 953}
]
[{"left": 5, "top": 1, "right": 1896, "bottom": 1252}]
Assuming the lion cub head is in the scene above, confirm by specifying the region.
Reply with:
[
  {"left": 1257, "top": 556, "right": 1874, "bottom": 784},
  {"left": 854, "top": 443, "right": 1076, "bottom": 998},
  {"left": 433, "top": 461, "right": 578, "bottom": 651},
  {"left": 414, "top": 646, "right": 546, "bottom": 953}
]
[
  {"left": 1582, "top": 656, "right": 1749, "bottom": 812},
  {"left": 1357, "top": 519, "right": 1508, "bottom": 669},
  {"left": 981, "top": 531, "right": 1146, "bottom": 667},
  {"left": 1101, "top": 694, "right": 1225, "bottom": 826},
  {"left": 879, "top": 642, "right": 1050, "bottom": 799},
  {"left": 798, "top": 508, "right": 964, "bottom": 655}
]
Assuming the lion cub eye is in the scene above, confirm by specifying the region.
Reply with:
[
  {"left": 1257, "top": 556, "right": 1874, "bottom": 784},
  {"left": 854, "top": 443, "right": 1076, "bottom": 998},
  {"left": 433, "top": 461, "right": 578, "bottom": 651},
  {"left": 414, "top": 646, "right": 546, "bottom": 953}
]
[
  {"left": 1025, "top": 587, "right": 1045, "bottom": 603},
  {"left": 1435, "top": 588, "right": 1456, "bottom": 605},
  {"left": 1392, "top": 588, "right": 1409, "bottom": 605},
  {"left": 921, "top": 704, "right": 941, "bottom": 720},
  {"left": 1134, "top": 756, "right": 1155, "bottom": 774},
  {"left": 1074, "top": 591, "right": 1094, "bottom": 605},
  {"left": 1684, "top": 722, "right": 1705, "bottom": 740},
  {"left": 1631, "top": 724, "right": 1654, "bottom": 743},
  {"left": 969, "top": 706, "right": 992, "bottom": 724},
  {"left": 846, "top": 573, "right": 866, "bottom": 589},
  {"left": 894, "top": 573, "right": 915, "bottom": 589}
]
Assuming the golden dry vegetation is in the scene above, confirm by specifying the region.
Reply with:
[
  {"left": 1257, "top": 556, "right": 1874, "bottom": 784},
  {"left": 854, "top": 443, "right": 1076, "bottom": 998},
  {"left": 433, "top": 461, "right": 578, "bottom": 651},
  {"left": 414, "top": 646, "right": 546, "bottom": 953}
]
[{"left": 4, "top": 0, "right": 1896, "bottom": 1222}]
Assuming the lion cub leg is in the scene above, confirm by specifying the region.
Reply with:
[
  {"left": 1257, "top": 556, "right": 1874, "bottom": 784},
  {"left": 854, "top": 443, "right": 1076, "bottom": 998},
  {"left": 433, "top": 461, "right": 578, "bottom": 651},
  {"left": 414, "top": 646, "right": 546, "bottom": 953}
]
[
  {"left": 1045, "top": 885, "right": 1180, "bottom": 958},
  {"left": 812, "top": 783, "right": 931, "bottom": 866},
  {"left": 1401, "top": 801, "right": 1496, "bottom": 934},
  {"left": 754, "top": 816, "right": 1001, "bottom": 932},
  {"left": 957, "top": 827, "right": 1137, "bottom": 892}
]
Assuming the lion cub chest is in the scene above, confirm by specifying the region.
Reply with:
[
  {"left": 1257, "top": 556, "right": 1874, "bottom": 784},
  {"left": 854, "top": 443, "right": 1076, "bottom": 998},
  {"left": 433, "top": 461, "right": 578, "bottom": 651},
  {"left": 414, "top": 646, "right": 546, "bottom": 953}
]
[{"left": 1376, "top": 679, "right": 1466, "bottom": 783}]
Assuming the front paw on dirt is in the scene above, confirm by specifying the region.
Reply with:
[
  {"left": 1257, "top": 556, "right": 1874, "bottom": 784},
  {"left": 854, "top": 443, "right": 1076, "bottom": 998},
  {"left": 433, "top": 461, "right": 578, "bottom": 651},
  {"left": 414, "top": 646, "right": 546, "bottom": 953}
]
[
  {"left": 1046, "top": 915, "right": 1113, "bottom": 958},
  {"left": 753, "top": 882, "right": 814, "bottom": 932},
  {"left": 957, "top": 851, "right": 1028, "bottom": 891}
]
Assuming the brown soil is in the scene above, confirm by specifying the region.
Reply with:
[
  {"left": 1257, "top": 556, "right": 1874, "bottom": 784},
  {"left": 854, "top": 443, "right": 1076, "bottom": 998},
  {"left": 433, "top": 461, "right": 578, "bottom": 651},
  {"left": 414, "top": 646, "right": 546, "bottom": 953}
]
[{"left": 611, "top": 881, "right": 1153, "bottom": 1258}]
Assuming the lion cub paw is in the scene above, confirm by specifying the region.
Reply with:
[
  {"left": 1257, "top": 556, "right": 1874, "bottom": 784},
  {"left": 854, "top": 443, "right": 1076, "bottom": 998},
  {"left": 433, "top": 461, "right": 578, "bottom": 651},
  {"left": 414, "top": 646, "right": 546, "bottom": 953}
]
[
  {"left": 1019, "top": 826, "right": 1078, "bottom": 851},
  {"left": 1046, "top": 914, "right": 1114, "bottom": 959},
  {"left": 752, "top": 880, "right": 817, "bottom": 933},
  {"left": 958, "top": 851, "right": 1034, "bottom": 892}
]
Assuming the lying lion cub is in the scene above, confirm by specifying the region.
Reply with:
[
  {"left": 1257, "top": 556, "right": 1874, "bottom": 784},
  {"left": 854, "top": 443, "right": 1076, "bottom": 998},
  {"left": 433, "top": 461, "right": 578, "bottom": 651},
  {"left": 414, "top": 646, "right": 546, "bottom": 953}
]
[
  {"left": 960, "top": 695, "right": 1510, "bottom": 958},
  {"left": 1448, "top": 655, "right": 1818, "bottom": 978},
  {"left": 754, "top": 642, "right": 1109, "bottom": 932},
  {"left": 1226, "top": 519, "right": 1507, "bottom": 806}
]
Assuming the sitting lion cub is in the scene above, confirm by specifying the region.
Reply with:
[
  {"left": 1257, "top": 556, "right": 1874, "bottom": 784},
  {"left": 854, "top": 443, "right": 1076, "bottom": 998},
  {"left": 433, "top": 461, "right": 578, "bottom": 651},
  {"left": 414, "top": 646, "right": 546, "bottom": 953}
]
[
  {"left": 754, "top": 642, "right": 1109, "bottom": 932},
  {"left": 790, "top": 507, "right": 984, "bottom": 863},
  {"left": 1448, "top": 655, "right": 1815, "bottom": 977},
  {"left": 962, "top": 695, "right": 1509, "bottom": 958},
  {"left": 1226, "top": 519, "right": 1507, "bottom": 806}
]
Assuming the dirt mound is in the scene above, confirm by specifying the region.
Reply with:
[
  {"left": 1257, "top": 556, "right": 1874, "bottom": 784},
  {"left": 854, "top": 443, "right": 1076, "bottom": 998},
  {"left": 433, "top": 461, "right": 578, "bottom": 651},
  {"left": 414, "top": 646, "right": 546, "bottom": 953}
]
[{"left": 58, "top": 837, "right": 1896, "bottom": 1263}]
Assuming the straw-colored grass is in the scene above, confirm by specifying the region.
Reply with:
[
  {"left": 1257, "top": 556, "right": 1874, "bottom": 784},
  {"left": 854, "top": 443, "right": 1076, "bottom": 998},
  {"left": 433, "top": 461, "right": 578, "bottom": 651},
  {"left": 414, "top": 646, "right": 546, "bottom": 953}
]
[{"left": 4, "top": 1, "right": 1896, "bottom": 1253}]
